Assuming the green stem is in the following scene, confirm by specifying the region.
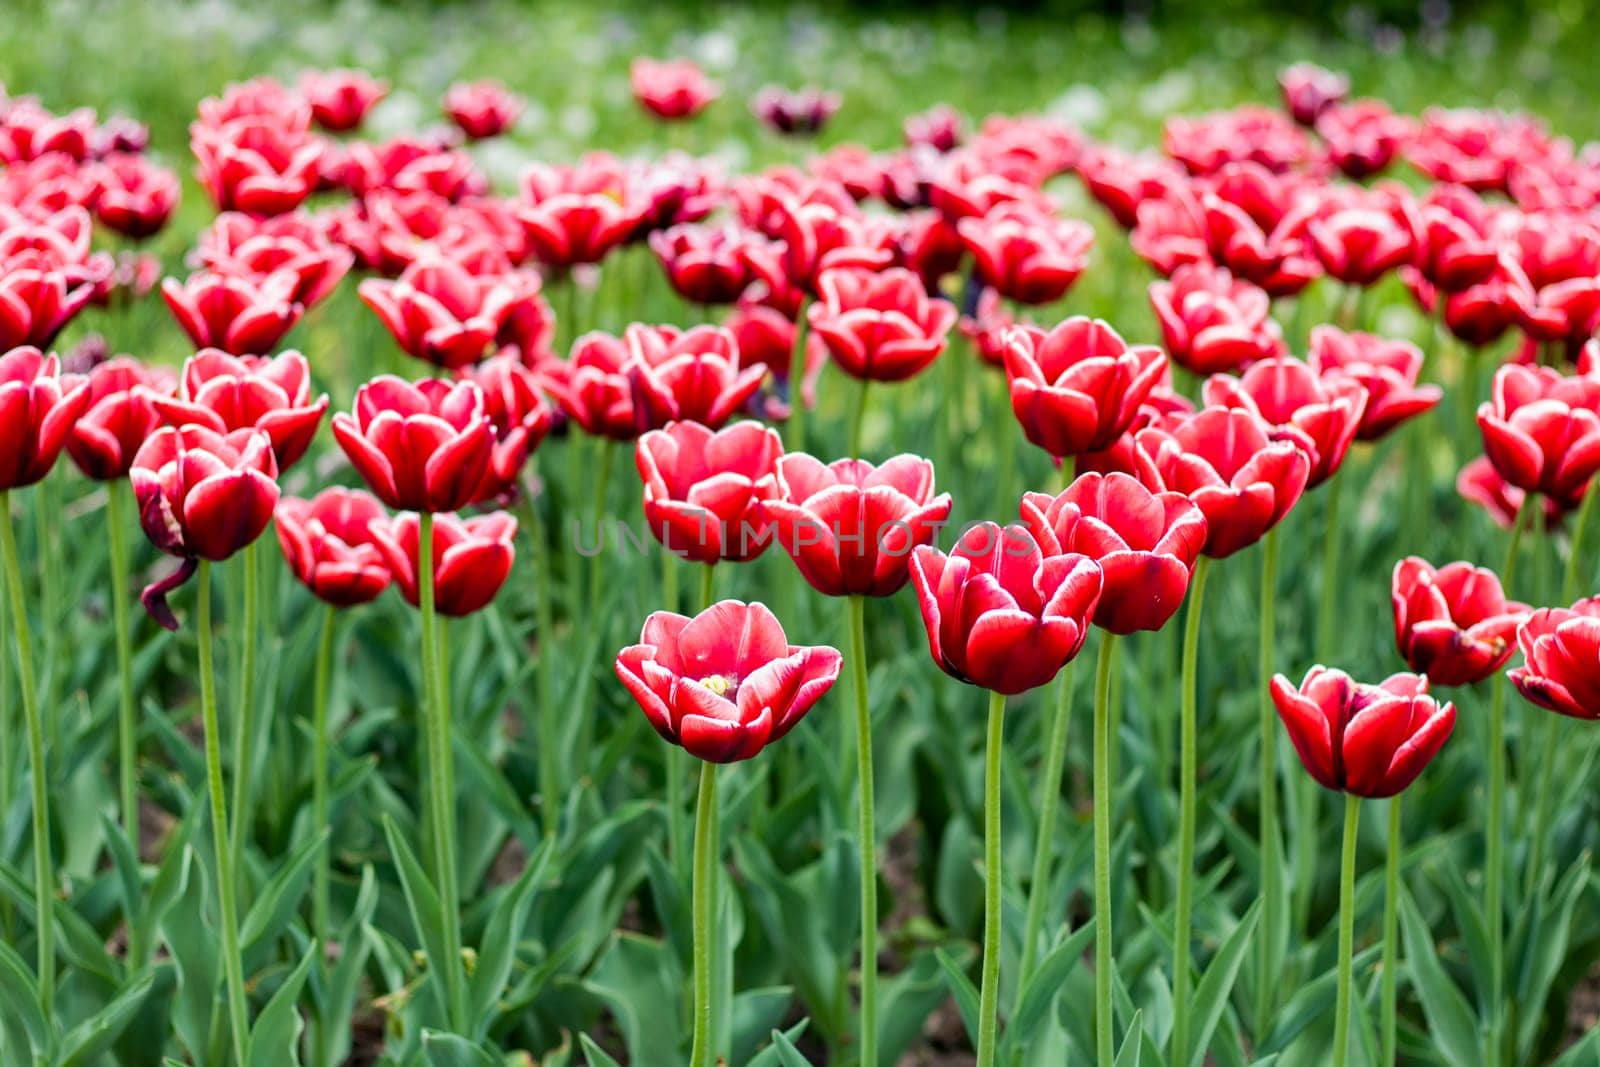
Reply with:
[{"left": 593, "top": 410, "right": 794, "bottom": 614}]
[
  {"left": 850, "top": 378, "right": 870, "bottom": 459},
  {"left": 975, "top": 689, "right": 1007, "bottom": 1067},
  {"left": 33, "top": 475, "right": 59, "bottom": 753},
  {"left": 1380, "top": 797, "right": 1401, "bottom": 1067},
  {"left": 519, "top": 471, "right": 561, "bottom": 840},
  {"left": 1332, "top": 793, "right": 1361, "bottom": 1067},
  {"left": 1171, "top": 556, "right": 1212, "bottom": 1063},
  {"left": 847, "top": 596, "right": 879, "bottom": 1066},
  {"left": 699, "top": 562, "right": 716, "bottom": 612},
  {"left": 0, "top": 492, "right": 52, "bottom": 1016},
  {"left": 1296, "top": 471, "right": 1345, "bottom": 935},
  {"left": 1093, "top": 634, "right": 1118, "bottom": 1067},
  {"left": 1255, "top": 527, "right": 1283, "bottom": 1040},
  {"left": 587, "top": 438, "right": 615, "bottom": 613},
  {"left": 787, "top": 297, "right": 809, "bottom": 455},
  {"left": 1017, "top": 663, "right": 1077, "bottom": 994},
  {"left": 689, "top": 760, "right": 719, "bottom": 1067},
  {"left": 419, "top": 513, "right": 467, "bottom": 1031},
  {"left": 1561, "top": 478, "right": 1597, "bottom": 603},
  {"left": 311, "top": 601, "right": 336, "bottom": 1066},
  {"left": 228, "top": 541, "right": 259, "bottom": 884},
  {"left": 196, "top": 561, "right": 250, "bottom": 1066},
  {"left": 107, "top": 481, "right": 139, "bottom": 847}
]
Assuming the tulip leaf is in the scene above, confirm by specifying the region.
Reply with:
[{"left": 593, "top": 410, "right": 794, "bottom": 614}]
[
  {"left": 469, "top": 837, "right": 554, "bottom": 1039},
  {"left": 57, "top": 968, "right": 157, "bottom": 1067},
  {"left": 381, "top": 814, "right": 455, "bottom": 1022},
  {"left": 1007, "top": 918, "right": 1096, "bottom": 1050},
  {"left": 744, "top": 1021, "right": 812, "bottom": 1067},
  {"left": 318, "top": 864, "right": 379, "bottom": 1067},
  {"left": 578, "top": 1033, "right": 624, "bottom": 1067},
  {"left": 0, "top": 938, "right": 51, "bottom": 1061},
  {"left": 1398, "top": 885, "right": 1480, "bottom": 1067},
  {"left": 934, "top": 946, "right": 980, "bottom": 1047},
  {"left": 761, "top": 1027, "right": 815, "bottom": 1067},
  {"left": 1185, "top": 899, "right": 1260, "bottom": 1067},
  {"left": 1257, "top": 944, "right": 1380, "bottom": 1055},
  {"left": 241, "top": 828, "right": 328, "bottom": 967},
  {"left": 1514, "top": 851, "right": 1589, "bottom": 1057},
  {"left": 161, "top": 845, "right": 217, "bottom": 1062},
  {"left": 247, "top": 939, "right": 317, "bottom": 1067},
  {"left": 880, "top": 947, "right": 969, "bottom": 1064},
  {"left": 1114, "top": 1009, "right": 1143, "bottom": 1067},
  {"left": 421, "top": 1029, "right": 499, "bottom": 1067}
]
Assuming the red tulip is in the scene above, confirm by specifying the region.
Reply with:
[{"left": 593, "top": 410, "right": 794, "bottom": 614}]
[
  {"left": 150, "top": 348, "right": 328, "bottom": 471},
  {"left": 1204, "top": 356, "right": 1367, "bottom": 487},
  {"left": 196, "top": 78, "right": 310, "bottom": 133},
  {"left": 910, "top": 522, "right": 1103, "bottom": 695},
  {"left": 752, "top": 86, "right": 841, "bottom": 136},
  {"left": 1149, "top": 262, "right": 1283, "bottom": 375},
  {"left": 960, "top": 288, "right": 1026, "bottom": 369},
  {"left": 1272, "top": 668, "right": 1454, "bottom": 797},
  {"left": 1020, "top": 471, "right": 1207, "bottom": 634},
  {"left": 1129, "top": 189, "right": 1209, "bottom": 276},
  {"left": 1406, "top": 108, "right": 1529, "bottom": 193},
  {"left": 616, "top": 600, "right": 842, "bottom": 762},
  {"left": 198, "top": 211, "right": 354, "bottom": 308},
  {"left": 744, "top": 196, "right": 897, "bottom": 295},
  {"left": 1308, "top": 327, "right": 1440, "bottom": 441},
  {"left": 956, "top": 202, "right": 1093, "bottom": 306},
  {"left": 636, "top": 420, "right": 782, "bottom": 564},
  {"left": 630, "top": 58, "right": 718, "bottom": 121},
  {"left": 191, "top": 116, "right": 322, "bottom": 216},
  {"left": 1410, "top": 184, "right": 1503, "bottom": 293},
  {"left": 517, "top": 191, "right": 637, "bottom": 270},
  {"left": 1198, "top": 168, "right": 1321, "bottom": 297},
  {"left": 1477, "top": 363, "right": 1600, "bottom": 507},
  {"left": 1500, "top": 212, "right": 1600, "bottom": 344},
  {"left": 806, "top": 267, "right": 956, "bottom": 382},
  {"left": 90, "top": 153, "right": 179, "bottom": 239},
  {"left": 372, "top": 510, "right": 516, "bottom": 616},
  {"left": 0, "top": 99, "right": 98, "bottom": 162},
  {"left": 892, "top": 209, "right": 965, "bottom": 293},
  {"left": 1456, "top": 456, "right": 1567, "bottom": 530},
  {"left": 624, "top": 323, "right": 767, "bottom": 430},
  {"left": 274, "top": 487, "right": 392, "bottom": 607},
  {"left": 300, "top": 69, "right": 388, "bottom": 132},
  {"left": 341, "top": 136, "right": 486, "bottom": 202},
  {"left": 1306, "top": 203, "right": 1414, "bottom": 287},
  {"left": 1135, "top": 407, "right": 1312, "bottom": 559},
  {"left": 649, "top": 223, "right": 760, "bottom": 306},
  {"left": 358, "top": 257, "right": 523, "bottom": 369},
  {"left": 903, "top": 105, "right": 964, "bottom": 152},
  {"left": 0, "top": 249, "right": 97, "bottom": 351},
  {"left": 1315, "top": 100, "right": 1413, "bottom": 179},
  {"left": 331, "top": 375, "right": 494, "bottom": 512},
  {"left": 131, "top": 424, "right": 280, "bottom": 561},
  {"left": 66, "top": 357, "right": 173, "bottom": 481},
  {"left": 1002, "top": 317, "right": 1167, "bottom": 458},
  {"left": 161, "top": 270, "right": 304, "bottom": 356},
  {"left": 444, "top": 80, "right": 522, "bottom": 140},
  {"left": 0, "top": 346, "right": 90, "bottom": 489},
  {"left": 1391, "top": 557, "right": 1528, "bottom": 687},
  {"left": 459, "top": 354, "right": 554, "bottom": 504},
  {"left": 1165, "top": 106, "right": 1314, "bottom": 175},
  {"left": 765, "top": 453, "right": 952, "bottom": 597},
  {"left": 1509, "top": 597, "right": 1600, "bottom": 720},
  {"left": 1279, "top": 63, "right": 1349, "bottom": 126},
  {"left": 1076, "top": 145, "right": 1187, "bottom": 230}
]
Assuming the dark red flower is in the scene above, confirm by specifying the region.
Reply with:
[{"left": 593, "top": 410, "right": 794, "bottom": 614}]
[
  {"left": 1272, "top": 668, "right": 1454, "bottom": 797},
  {"left": 1002, "top": 317, "right": 1167, "bottom": 458},
  {"left": 909, "top": 522, "right": 1102, "bottom": 695},
  {"left": 616, "top": 600, "right": 842, "bottom": 762},
  {"left": 649, "top": 223, "right": 760, "bottom": 306},
  {"left": 903, "top": 105, "right": 964, "bottom": 153},
  {"left": 1410, "top": 184, "right": 1503, "bottom": 293},
  {"left": 161, "top": 269, "right": 304, "bottom": 356},
  {"left": 1149, "top": 262, "right": 1283, "bottom": 375},
  {"left": 1308, "top": 327, "right": 1440, "bottom": 441},
  {"left": 274, "top": 487, "right": 392, "bottom": 607},
  {"left": 300, "top": 69, "right": 388, "bottom": 132},
  {"left": 198, "top": 211, "right": 354, "bottom": 308},
  {"left": 1477, "top": 363, "right": 1600, "bottom": 507},
  {"left": 0, "top": 346, "right": 90, "bottom": 489},
  {"left": 1315, "top": 100, "right": 1413, "bottom": 179},
  {"left": 752, "top": 86, "right": 840, "bottom": 136},
  {"left": 637, "top": 420, "right": 782, "bottom": 564},
  {"left": 1456, "top": 456, "right": 1567, "bottom": 530},
  {"left": 459, "top": 354, "right": 553, "bottom": 504},
  {"left": 1204, "top": 356, "right": 1367, "bottom": 487},
  {"left": 372, "top": 510, "right": 516, "bottom": 616},
  {"left": 1165, "top": 106, "right": 1315, "bottom": 175},
  {"left": 131, "top": 424, "right": 280, "bottom": 561},
  {"left": 443, "top": 80, "right": 522, "bottom": 140},
  {"left": 1306, "top": 202, "right": 1415, "bottom": 287},
  {"left": 956, "top": 202, "right": 1093, "bottom": 306},
  {"left": 765, "top": 453, "right": 952, "bottom": 597},
  {"left": 1020, "top": 471, "right": 1206, "bottom": 634},
  {"left": 1077, "top": 145, "right": 1187, "bottom": 230},
  {"left": 358, "top": 257, "right": 525, "bottom": 369},
  {"left": 517, "top": 191, "right": 637, "bottom": 270},
  {"left": 1391, "top": 556, "right": 1528, "bottom": 687},
  {"left": 0, "top": 245, "right": 97, "bottom": 351},
  {"left": 89, "top": 153, "right": 179, "bottom": 239},
  {"left": 66, "top": 357, "right": 173, "bottom": 481},
  {"left": 807, "top": 266, "right": 957, "bottom": 382},
  {"left": 631, "top": 59, "right": 718, "bottom": 121},
  {"left": 1500, "top": 212, "right": 1600, "bottom": 343},
  {"left": 1510, "top": 597, "right": 1600, "bottom": 720},
  {"left": 1279, "top": 63, "right": 1349, "bottom": 127},
  {"left": 191, "top": 116, "right": 322, "bottom": 217},
  {"left": 331, "top": 375, "right": 494, "bottom": 513},
  {"left": 341, "top": 136, "right": 486, "bottom": 202},
  {"left": 150, "top": 348, "right": 327, "bottom": 471},
  {"left": 1129, "top": 189, "right": 1210, "bottom": 276}
]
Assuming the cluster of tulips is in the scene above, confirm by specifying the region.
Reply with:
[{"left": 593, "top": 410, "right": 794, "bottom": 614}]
[{"left": 2, "top": 49, "right": 1599, "bottom": 1065}]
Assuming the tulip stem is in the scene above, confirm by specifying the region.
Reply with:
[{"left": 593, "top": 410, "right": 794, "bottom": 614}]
[
  {"left": 788, "top": 297, "right": 810, "bottom": 455},
  {"left": 107, "top": 480, "right": 139, "bottom": 849},
  {"left": 1380, "top": 797, "right": 1402, "bottom": 1067},
  {"left": 0, "top": 492, "right": 53, "bottom": 1018},
  {"left": 850, "top": 379, "right": 870, "bottom": 459},
  {"left": 976, "top": 688, "right": 1006, "bottom": 1067},
  {"left": 587, "top": 438, "right": 614, "bottom": 613},
  {"left": 1562, "top": 478, "right": 1598, "bottom": 603},
  {"left": 418, "top": 512, "right": 467, "bottom": 1031},
  {"left": 1092, "top": 634, "right": 1118, "bottom": 1067},
  {"left": 1255, "top": 527, "right": 1283, "bottom": 1041},
  {"left": 1018, "top": 663, "right": 1077, "bottom": 996},
  {"left": 847, "top": 596, "right": 879, "bottom": 1066},
  {"left": 1171, "top": 555, "right": 1211, "bottom": 1064},
  {"left": 699, "top": 562, "right": 716, "bottom": 612},
  {"left": 519, "top": 471, "right": 562, "bottom": 840},
  {"left": 195, "top": 561, "right": 251, "bottom": 1066},
  {"left": 1332, "top": 793, "right": 1361, "bottom": 1067},
  {"left": 311, "top": 600, "right": 336, "bottom": 1064},
  {"left": 228, "top": 540, "right": 259, "bottom": 887},
  {"left": 689, "top": 760, "right": 719, "bottom": 1067},
  {"left": 1297, "top": 470, "right": 1345, "bottom": 935}
]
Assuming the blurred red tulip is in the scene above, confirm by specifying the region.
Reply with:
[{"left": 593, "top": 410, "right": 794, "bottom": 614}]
[
  {"left": 191, "top": 115, "right": 322, "bottom": 216},
  {"left": 198, "top": 211, "right": 354, "bottom": 308},
  {"left": 1392, "top": 557, "right": 1528, "bottom": 687},
  {"left": 275, "top": 487, "right": 392, "bottom": 607},
  {"left": 956, "top": 202, "right": 1093, "bottom": 306},
  {"left": 0, "top": 99, "right": 98, "bottom": 162},
  {"left": 1204, "top": 356, "right": 1367, "bottom": 487},
  {"left": 342, "top": 136, "right": 486, "bottom": 202},
  {"left": 331, "top": 375, "right": 494, "bottom": 512},
  {"left": 149, "top": 348, "right": 327, "bottom": 471},
  {"left": 1077, "top": 145, "right": 1187, "bottom": 231},
  {"left": 637, "top": 420, "right": 782, "bottom": 564},
  {"left": 444, "top": 80, "right": 522, "bottom": 140},
  {"left": 960, "top": 288, "right": 1026, "bottom": 369},
  {"left": 1456, "top": 456, "right": 1567, "bottom": 530},
  {"left": 66, "top": 356, "right": 173, "bottom": 480},
  {"left": 1278, "top": 63, "right": 1349, "bottom": 127},
  {"left": 89, "top": 153, "right": 178, "bottom": 239},
  {"left": 617, "top": 600, "right": 842, "bottom": 762},
  {"left": 752, "top": 86, "right": 840, "bottom": 136},
  {"left": 0, "top": 251, "right": 96, "bottom": 351},
  {"left": 517, "top": 190, "right": 636, "bottom": 270},
  {"left": 0, "top": 346, "right": 90, "bottom": 489},
  {"left": 1477, "top": 363, "right": 1600, "bottom": 507},
  {"left": 1002, "top": 317, "right": 1166, "bottom": 457},
  {"left": 372, "top": 510, "right": 516, "bottom": 616},
  {"left": 1020, "top": 471, "right": 1207, "bottom": 634},
  {"left": 161, "top": 269, "right": 304, "bottom": 356},
  {"left": 1272, "top": 668, "right": 1454, "bottom": 797},
  {"left": 300, "top": 69, "right": 388, "bottom": 132},
  {"left": 765, "top": 453, "right": 952, "bottom": 597},
  {"left": 1410, "top": 184, "right": 1503, "bottom": 293},
  {"left": 1315, "top": 100, "right": 1413, "bottom": 179},
  {"left": 1500, "top": 211, "right": 1600, "bottom": 343},
  {"left": 1308, "top": 327, "right": 1440, "bottom": 441},
  {"left": 631, "top": 59, "right": 718, "bottom": 121},
  {"left": 649, "top": 223, "right": 760, "bottom": 306},
  {"left": 1165, "top": 105, "right": 1314, "bottom": 176},
  {"left": 808, "top": 266, "right": 956, "bottom": 382},
  {"left": 910, "top": 522, "right": 1102, "bottom": 695},
  {"left": 1149, "top": 262, "right": 1283, "bottom": 375},
  {"left": 1510, "top": 597, "right": 1600, "bottom": 720},
  {"left": 903, "top": 105, "right": 964, "bottom": 153},
  {"left": 359, "top": 257, "right": 527, "bottom": 369},
  {"left": 1306, "top": 201, "right": 1414, "bottom": 286}
]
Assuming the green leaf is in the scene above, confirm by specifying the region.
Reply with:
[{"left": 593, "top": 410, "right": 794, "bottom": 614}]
[
  {"left": 468, "top": 837, "right": 554, "bottom": 1039},
  {"left": 382, "top": 814, "right": 455, "bottom": 1022},
  {"left": 879, "top": 949, "right": 966, "bottom": 1064},
  {"left": 935, "top": 946, "right": 980, "bottom": 1047},
  {"left": 1515, "top": 851, "right": 1589, "bottom": 1057},
  {"left": 1398, "top": 886, "right": 1480, "bottom": 1067},
  {"left": 420, "top": 1029, "right": 498, "bottom": 1067},
  {"left": 1257, "top": 945, "right": 1380, "bottom": 1055},
  {"left": 764, "top": 1027, "right": 815, "bottom": 1067},
  {"left": 58, "top": 969, "right": 157, "bottom": 1067},
  {"left": 744, "top": 1021, "right": 812, "bottom": 1067},
  {"left": 240, "top": 828, "right": 328, "bottom": 965},
  {"left": 1186, "top": 900, "right": 1260, "bottom": 1067},
  {"left": 578, "top": 1033, "right": 624, "bottom": 1067},
  {"left": 98, "top": 811, "right": 142, "bottom": 939},
  {"left": 0, "top": 939, "right": 51, "bottom": 1061},
  {"left": 161, "top": 846, "right": 217, "bottom": 1062},
  {"left": 1010, "top": 919, "right": 1096, "bottom": 1043},
  {"left": 1552, "top": 1025, "right": 1600, "bottom": 1067},
  {"left": 1114, "top": 1009, "right": 1143, "bottom": 1067},
  {"left": 319, "top": 864, "right": 379, "bottom": 1067},
  {"left": 247, "top": 939, "right": 318, "bottom": 1067}
]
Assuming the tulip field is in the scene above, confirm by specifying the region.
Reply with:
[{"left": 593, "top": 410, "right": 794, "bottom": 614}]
[{"left": 8, "top": 1, "right": 1600, "bottom": 1064}]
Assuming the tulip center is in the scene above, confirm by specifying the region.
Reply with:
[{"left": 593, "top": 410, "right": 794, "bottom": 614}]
[{"left": 699, "top": 673, "right": 736, "bottom": 696}]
